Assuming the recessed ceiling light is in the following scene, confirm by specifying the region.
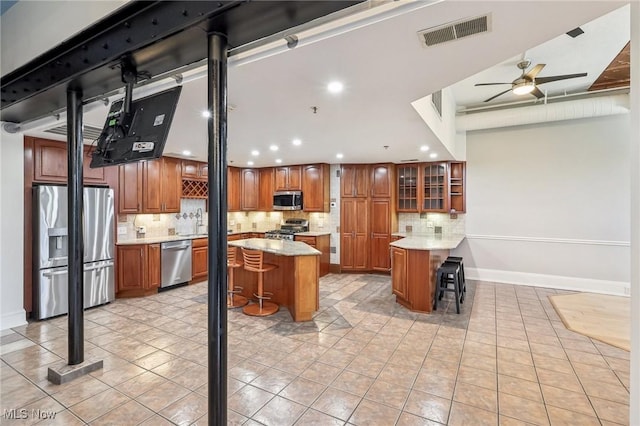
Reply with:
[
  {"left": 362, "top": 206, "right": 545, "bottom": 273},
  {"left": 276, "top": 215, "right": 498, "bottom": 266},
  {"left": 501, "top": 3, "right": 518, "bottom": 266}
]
[
  {"left": 247, "top": 161, "right": 254, "bottom": 166},
  {"left": 275, "top": 159, "right": 282, "bottom": 164},
  {"left": 269, "top": 145, "right": 279, "bottom": 151},
  {"left": 420, "top": 145, "right": 429, "bottom": 152},
  {"left": 429, "top": 153, "right": 438, "bottom": 159},
  {"left": 251, "top": 150, "right": 260, "bottom": 156},
  {"left": 201, "top": 110, "right": 211, "bottom": 118},
  {"left": 327, "top": 81, "right": 344, "bottom": 94},
  {"left": 182, "top": 150, "right": 191, "bottom": 156},
  {"left": 336, "top": 153, "right": 344, "bottom": 159},
  {"left": 292, "top": 139, "right": 302, "bottom": 146}
]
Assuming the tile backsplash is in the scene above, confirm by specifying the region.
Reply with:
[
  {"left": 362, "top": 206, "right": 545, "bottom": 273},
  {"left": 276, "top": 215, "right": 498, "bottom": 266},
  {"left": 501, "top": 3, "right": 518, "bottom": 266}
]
[{"left": 398, "top": 212, "right": 465, "bottom": 235}]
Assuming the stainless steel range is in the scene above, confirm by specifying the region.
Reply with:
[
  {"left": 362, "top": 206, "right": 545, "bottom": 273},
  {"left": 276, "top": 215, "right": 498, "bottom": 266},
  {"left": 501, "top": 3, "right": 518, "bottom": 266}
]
[{"left": 265, "top": 218, "right": 309, "bottom": 241}]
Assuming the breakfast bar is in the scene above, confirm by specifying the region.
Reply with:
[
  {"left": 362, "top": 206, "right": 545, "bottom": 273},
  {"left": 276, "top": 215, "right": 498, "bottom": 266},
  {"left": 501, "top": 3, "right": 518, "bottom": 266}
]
[
  {"left": 227, "top": 238, "right": 321, "bottom": 322},
  {"left": 390, "top": 234, "right": 465, "bottom": 313}
]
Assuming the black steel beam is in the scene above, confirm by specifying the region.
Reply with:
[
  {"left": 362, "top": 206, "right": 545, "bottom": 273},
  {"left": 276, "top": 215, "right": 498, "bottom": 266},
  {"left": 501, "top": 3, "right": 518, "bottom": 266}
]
[
  {"left": 67, "top": 87, "right": 84, "bottom": 365},
  {"left": 207, "top": 32, "right": 228, "bottom": 425},
  {"left": 1, "top": 1, "right": 362, "bottom": 124}
]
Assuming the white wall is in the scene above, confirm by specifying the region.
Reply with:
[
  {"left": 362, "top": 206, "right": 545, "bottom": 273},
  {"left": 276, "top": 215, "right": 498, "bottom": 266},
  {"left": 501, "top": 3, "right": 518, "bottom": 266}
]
[
  {"left": 1, "top": 1, "right": 129, "bottom": 76},
  {"left": 411, "top": 87, "right": 461, "bottom": 159},
  {"left": 453, "top": 114, "right": 631, "bottom": 295},
  {"left": 0, "top": 128, "right": 26, "bottom": 330}
]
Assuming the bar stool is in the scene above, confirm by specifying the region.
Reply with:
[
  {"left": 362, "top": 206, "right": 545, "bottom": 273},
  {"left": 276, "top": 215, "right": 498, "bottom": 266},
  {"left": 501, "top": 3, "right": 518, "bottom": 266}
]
[
  {"left": 241, "top": 248, "right": 279, "bottom": 316},
  {"left": 434, "top": 262, "right": 463, "bottom": 314},
  {"left": 227, "top": 246, "right": 248, "bottom": 308},
  {"left": 445, "top": 256, "right": 466, "bottom": 293}
]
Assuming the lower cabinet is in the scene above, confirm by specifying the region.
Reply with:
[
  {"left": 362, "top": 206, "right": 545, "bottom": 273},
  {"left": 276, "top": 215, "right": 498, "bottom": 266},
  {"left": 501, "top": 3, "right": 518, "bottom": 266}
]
[
  {"left": 390, "top": 247, "right": 408, "bottom": 300},
  {"left": 295, "top": 235, "right": 330, "bottom": 277},
  {"left": 117, "top": 244, "right": 161, "bottom": 297},
  {"left": 192, "top": 238, "right": 208, "bottom": 282}
]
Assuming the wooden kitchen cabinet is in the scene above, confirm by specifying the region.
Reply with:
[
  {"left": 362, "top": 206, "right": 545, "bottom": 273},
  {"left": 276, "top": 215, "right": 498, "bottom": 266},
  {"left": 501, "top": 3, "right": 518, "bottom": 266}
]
[
  {"left": 449, "top": 161, "right": 466, "bottom": 213},
  {"left": 274, "top": 165, "right": 302, "bottom": 191},
  {"left": 390, "top": 246, "right": 408, "bottom": 300},
  {"left": 301, "top": 164, "right": 330, "bottom": 212},
  {"left": 258, "top": 168, "right": 274, "bottom": 211},
  {"left": 241, "top": 168, "right": 259, "bottom": 210},
  {"left": 191, "top": 238, "right": 208, "bottom": 282},
  {"left": 340, "top": 198, "right": 369, "bottom": 270},
  {"left": 182, "top": 160, "right": 208, "bottom": 181},
  {"left": 370, "top": 198, "right": 393, "bottom": 271},
  {"left": 31, "top": 138, "right": 109, "bottom": 185},
  {"left": 118, "top": 157, "right": 181, "bottom": 214},
  {"left": 397, "top": 161, "right": 463, "bottom": 213},
  {"left": 397, "top": 165, "right": 419, "bottom": 212},
  {"left": 370, "top": 164, "right": 394, "bottom": 198},
  {"left": 117, "top": 244, "right": 160, "bottom": 297},
  {"left": 227, "top": 167, "right": 241, "bottom": 212},
  {"left": 422, "top": 162, "right": 448, "bottom": 212},
  {"left": 295, "top": 234, "right": 330, "bottom": 276},
  {"left": 340, "top": 164, "right": 369, "bottom": 197}
]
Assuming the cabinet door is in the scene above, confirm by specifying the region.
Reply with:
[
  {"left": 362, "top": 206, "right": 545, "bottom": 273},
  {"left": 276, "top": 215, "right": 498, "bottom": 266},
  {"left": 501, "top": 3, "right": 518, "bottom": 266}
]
[
  {"left": 274, "top": 167, "right": 289, "bottom": 191},
  {"left": 341, "top": 165, "right": 369, "bottom": 197},
  {"left": 83, "top": 146, "right": 107, "bottom": 184},
  {"left": 33, "top": 139, "right": 68, "bottom": 182},
  {"left": 181, "top": 160, "right": 199, "bottom": 179},
  {"left": 397, "top": 165, "right": 419, "bottom": 212},
  {"left": 370, "top": 198, "right": 391, "bottom": 271},
  {"left": 192, "top": 240, "right": 208, "bottom": 282},
  {"left": 199, "top": 163, "right": 208, "bottom": 179},
  {"left": 302, "top": 164, "right": 328, "bottom": 212},
  {"left": 117, "top": 245, "right": 146, "bottom": 291},
  {"left": 391, "top": 247, "right": 407, "bottom": 299},
  {"left": 287, "top": 165, "right": 302, "bottom": 190},
  {"left": 353, "top": 198, "right": 369, "bottom": 269},
  {"left": 371, "top": 164, "right": 393, "bottom": 198},
  {"left": 241, "top": 168, "right": 259, "bottom": 211},
  {"left": 340, "top": 198, "right": 369, "bottom": 270},
  {"left": 422, "top": 162, "right": 448, "bottom": 212},
  {"left": 142, "top": 160, "right": 162, "bottom": 213},
  {"left": 161, "top": 157, "right": 181, "bottom": 212},
  {"left": 227, "top": 167, "right": 241, "bottom": 212},
  {"left": 118, "top": 163, "right": 142, "bottom": 213},
  {"left": 258, "top": 168, "right": 274, "bottom": 211},
  {"left": 449, "top": 162, "right": 466, "bottom": 213},
  {"left": 147, "top": 244, "right": 161, "bottom": 289}
]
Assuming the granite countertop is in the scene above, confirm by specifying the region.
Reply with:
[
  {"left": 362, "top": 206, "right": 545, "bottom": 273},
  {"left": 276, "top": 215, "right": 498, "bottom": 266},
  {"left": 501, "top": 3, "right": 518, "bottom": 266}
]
[
  {"left": 390, "top": 233, "right": 465, "bottom": 251},
  {"left": 296, "top": 231, "right": 332, "bottom": 237},
  {"left": 116, "top": 230, "right": 269, "bottom": 245},
  {"left": 228, "top": 238, "right": 321, "bottom": 256}
]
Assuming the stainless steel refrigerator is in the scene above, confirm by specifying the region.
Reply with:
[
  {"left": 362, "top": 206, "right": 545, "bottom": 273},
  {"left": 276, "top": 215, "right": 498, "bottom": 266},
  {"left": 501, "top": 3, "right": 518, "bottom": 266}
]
[{"left": 33, "top": 185, "right": 115, "bottom": 320}]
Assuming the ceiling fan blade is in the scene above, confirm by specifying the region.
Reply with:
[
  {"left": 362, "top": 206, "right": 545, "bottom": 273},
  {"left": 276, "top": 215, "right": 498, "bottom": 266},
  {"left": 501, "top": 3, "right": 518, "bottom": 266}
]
[
  {"left": 474, "top": 82, "right": 512, "bottom": 86},
  {"left": 531, "top": 87, "right": 545, "bottom": 99},
  {"left": 535, "top": 73, "right": 587, "bottom": 84},
  {"left": 484, "top": 89, "right": 512, "bottom": 103},
  {"left": 524, "top": 64, "right": 546, "bottom": 80}
]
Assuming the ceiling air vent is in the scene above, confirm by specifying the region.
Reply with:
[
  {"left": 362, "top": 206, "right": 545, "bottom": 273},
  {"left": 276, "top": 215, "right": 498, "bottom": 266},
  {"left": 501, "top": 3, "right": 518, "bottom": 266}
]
[
  {"left": 418, "top": 14, "right": 490, "bottom": 47},
  {"left": 45, "top": 124, "right": 104, "bottom": 141}
]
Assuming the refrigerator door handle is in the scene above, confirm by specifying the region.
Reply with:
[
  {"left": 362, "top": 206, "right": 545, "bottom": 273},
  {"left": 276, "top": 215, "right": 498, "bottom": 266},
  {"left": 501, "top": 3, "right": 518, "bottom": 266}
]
[{"left": 84, "top": 262, "right": 114, "bottom": 272}]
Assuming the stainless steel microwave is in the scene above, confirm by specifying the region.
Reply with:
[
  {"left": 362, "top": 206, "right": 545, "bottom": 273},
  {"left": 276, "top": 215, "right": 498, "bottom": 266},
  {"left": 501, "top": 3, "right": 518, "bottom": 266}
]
[{"left": 273, "top": 191, "right": 303, "bottom": 210}]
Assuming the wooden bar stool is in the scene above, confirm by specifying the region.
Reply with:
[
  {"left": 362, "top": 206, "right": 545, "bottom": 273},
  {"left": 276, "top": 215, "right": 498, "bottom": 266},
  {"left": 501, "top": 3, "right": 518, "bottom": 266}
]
[
  {"left": 241, "top": 248, "right": 279, "bottom": 316},
  {"left": 227, "top": 246, "right": 248, "bottom": 308}
]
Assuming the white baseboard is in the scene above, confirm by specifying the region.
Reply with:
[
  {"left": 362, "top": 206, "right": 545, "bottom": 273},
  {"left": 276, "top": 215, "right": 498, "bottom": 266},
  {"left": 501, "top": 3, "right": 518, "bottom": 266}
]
[
  {"left": 0, "top": 310, "right": 27, "bottom": 331},
  {"left": 467, "top": 267, "right": 630, "bottom": 297}
]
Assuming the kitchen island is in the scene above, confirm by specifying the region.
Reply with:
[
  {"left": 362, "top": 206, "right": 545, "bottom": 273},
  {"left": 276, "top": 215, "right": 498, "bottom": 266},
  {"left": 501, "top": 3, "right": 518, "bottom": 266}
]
[
  {"left": 228, "top": 238, "right": 321, "bottom": 322},
  {"left": 389, "top": 233, "right": 465, "bottom": 313}
]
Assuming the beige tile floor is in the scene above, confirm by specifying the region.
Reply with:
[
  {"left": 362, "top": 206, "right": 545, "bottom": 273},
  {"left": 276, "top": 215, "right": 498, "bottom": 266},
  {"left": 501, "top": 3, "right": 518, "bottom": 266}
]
[{"left": 0, "top": 274, "right": 630, "bottom": 425}]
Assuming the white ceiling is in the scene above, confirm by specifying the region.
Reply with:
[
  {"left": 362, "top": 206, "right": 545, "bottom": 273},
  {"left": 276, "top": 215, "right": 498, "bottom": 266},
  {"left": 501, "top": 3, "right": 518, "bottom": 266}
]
[{"left": 51, "top": 1, "right": 630, "bottom": 167}]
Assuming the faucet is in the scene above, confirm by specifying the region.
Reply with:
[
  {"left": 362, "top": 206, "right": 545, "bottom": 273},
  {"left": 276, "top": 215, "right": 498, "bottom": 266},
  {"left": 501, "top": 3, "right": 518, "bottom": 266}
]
[{"left": 196, "top": 208, "right": 206, "bottom": 234}]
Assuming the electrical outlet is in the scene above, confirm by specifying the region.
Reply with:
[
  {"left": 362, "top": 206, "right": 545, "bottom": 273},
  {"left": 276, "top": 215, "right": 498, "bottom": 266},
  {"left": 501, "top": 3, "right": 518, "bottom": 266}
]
[
  {"left": 117, "top": 226, "right": 127, "bottom": 235},
  {"left": 137, "top": 226, "right": 146, "bottom": 234}
]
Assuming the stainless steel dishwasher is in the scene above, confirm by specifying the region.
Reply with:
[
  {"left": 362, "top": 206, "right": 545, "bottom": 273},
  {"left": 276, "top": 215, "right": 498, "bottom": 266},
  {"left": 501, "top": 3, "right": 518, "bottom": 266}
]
[{"left": 161, "top": 240, "right": 192, "bottom": 288}]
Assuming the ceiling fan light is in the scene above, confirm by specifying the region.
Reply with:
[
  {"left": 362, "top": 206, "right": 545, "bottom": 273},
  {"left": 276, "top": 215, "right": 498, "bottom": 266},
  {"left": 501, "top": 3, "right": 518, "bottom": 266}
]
[{"left": 512, "top": 81, "right": 535, "bottom": 95}]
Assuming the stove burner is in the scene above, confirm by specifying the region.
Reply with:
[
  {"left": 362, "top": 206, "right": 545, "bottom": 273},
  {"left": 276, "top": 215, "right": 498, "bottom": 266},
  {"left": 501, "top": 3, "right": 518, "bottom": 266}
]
[{"left": 264, "top": 218, "right": 309, "bottom": 241}]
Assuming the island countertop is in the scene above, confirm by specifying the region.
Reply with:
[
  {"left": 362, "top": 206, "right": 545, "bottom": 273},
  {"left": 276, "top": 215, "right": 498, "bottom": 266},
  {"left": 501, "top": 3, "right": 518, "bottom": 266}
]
[
  {"left": 390, "top": 233, "right": 465, "bottom": 250},
  {"left": 228, "top": 238, "right": 321, "bottom": 256}
]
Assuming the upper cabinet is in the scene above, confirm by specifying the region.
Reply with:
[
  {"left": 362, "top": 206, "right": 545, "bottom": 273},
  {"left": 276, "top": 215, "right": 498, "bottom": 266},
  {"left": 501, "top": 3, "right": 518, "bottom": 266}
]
[
  {"left": 227, "top": 167, "right": 241, "bottom": 212},
  {"left": 370, "top": 164, "right": 394, "bottom": 198},
  {"left": 340, "top": 164, "right": 369, "bottom": 197},
  {"left": 274, "top": 165, "right": 301, "bottom": 191},
  {"left": 241, "top": 168, "right": 259, "bottom": 211},
  {"left": 29, "top": 137, "right": 110, "bottom": 186},
  {"left": 396, "top": 161, "right": 466, "bottom": 213},
  {"left": 181, "top": 160, "right": 208, "bottom": 181},
  {"left": 118, "top": 157, "right": 181, "bottom": 214},
  {"left": 301, "top": 164, "right": 330, "bottom": 212},
  {"left": 258, "top": 168, "right": 274, "bottom": 211}
]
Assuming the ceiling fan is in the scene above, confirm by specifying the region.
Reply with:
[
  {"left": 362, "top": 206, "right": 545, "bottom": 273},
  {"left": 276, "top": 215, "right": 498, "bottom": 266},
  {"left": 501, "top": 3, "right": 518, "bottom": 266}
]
[{"left": 475, "top": 60, "right": 587, "bottom": 102}]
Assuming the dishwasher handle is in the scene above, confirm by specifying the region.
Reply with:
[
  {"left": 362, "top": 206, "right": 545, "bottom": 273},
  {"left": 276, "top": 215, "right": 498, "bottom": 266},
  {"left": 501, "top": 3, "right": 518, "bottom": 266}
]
[{"left": 161, "top": 240, "right": 192, "bottom": 250}]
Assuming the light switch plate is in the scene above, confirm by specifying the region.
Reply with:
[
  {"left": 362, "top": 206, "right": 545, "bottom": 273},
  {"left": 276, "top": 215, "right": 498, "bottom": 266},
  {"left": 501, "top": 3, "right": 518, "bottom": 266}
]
[{"left": 117, "top": 226, "right": 127, "bottom": 235}]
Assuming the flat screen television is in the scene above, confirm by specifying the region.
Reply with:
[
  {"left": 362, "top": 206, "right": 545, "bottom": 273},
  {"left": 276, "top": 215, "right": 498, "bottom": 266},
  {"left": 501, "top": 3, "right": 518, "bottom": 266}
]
[{"left": 90, "top": 86, "right": 182, "bottom": 168}]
